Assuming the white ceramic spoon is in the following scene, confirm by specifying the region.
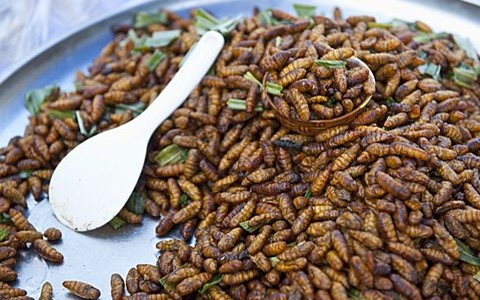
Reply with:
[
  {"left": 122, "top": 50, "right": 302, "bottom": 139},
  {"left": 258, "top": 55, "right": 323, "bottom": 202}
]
[{"left": 49, "top": 31, "right": 225, "bottom": 232}]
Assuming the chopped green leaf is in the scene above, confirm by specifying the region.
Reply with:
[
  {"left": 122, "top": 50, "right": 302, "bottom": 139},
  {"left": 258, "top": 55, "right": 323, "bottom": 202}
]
[
  {"left": 0, "top": 229, "right": 8, "bottom": 242},
  {"left": 18, "top": 170, "right": 33, "bottom": 179},
  {"left": 179, "top": 42, "right": 197, "bottom": 68},
  {"left": 87, "top": 125, "right": 98, "bottom": 138},
  {"left": 304, "top": 189, "right": 312, "bottom": 199},
  {"left": 265, "top": 82, "right": 283, "bottom": 96},
  {"left": 200, "top": 274, "right": 223, "bottom": 294},
  {"left": 417, "top": 50, "right": 428, "bottom": 60},
  {"left": 155, "top": 144, "right": 188, "bottom": 167},
  {"left": 475, "top": 271, "right": 480, "bottom": 283},
  {"left": 109, "top": 216, "right": 126, "bottom": 230},
  {"left": 454, "top": 34, "right": 479, "bottom": 63},
  {"left": 348, "top": 288, "right": 366, "bottom": 300},
  {"left": 315, "top": 59, "right": 346, "bottom": 68},
  {"left": 0, "top": 213, "right": 12, "bottom": 224},
  {"left": 288, "top": 241, "right": 299, "bottom": 247},
  {"left": 243, "top": 72, "right": 263, "bottom": 88},
  {"left": 194, "top": 9, "right": 241, "bottom": 36},
  {"left": 75, "top": 111, "right": 88, "bottom": 136},
  {"left": 115, "top": 102, "right": 146, "bottom": 117},
  {"left": 413, "top": 32, "right": 449, "bottom": 43},
  {"left": 126, "top": 192, "right": 145, "bottom": 215},
  {"left": 259, "top": 9, "right": 273, "bottom": 26},
  {"left": 47, "top": 109, "right": 75, "bottom": 119},
  {"left": 159, "top": 276, "right": 176, "bottom": 291},
  {"left": 453, "top": 66, "right": 478, "bottom": 89},
  {"left": 239, "top": 221, "right": 261, "bottom": 233},
  {"left": 129, "top": 29, "right": 181, "bottom": 51},
  {"left": 456, "top": 239, "right": 480, "bottom": 266},
  {"left": 269, "top": 257, "right": 280, "bottom": 267},
  {"left": 227, "top": 98, "right": 263, "bottom": 112},
  {"left": 325, "top": 98, "right": 336, "bottom": 108},
  {"left": 391, "top": 18, "right": 416, "bottom": 31},
  {"left": 275, "top": 36, "right": 282, "bottom": 48},
  {"left": 385, "top": 97, "right": 396, "bottom": 106},
  {"left": 367, "top": 22, "right": 393, "bottom": 29},
  {"left": 146, "top": 50, "right": 166, "bottom": 71},
  {"left": 25, "top": 85, "right": 58, "bottom": 116},
  {"left": 418, "top": 63, "right": 441, "bottom": 80},
  {"left": 180, "top": 193, "right": 189, "bottom": 207},
  {"left": 134, "top": 11, "right": 168, "bottom": 28},
  {"left": 293, "top": 3, "right": 316, "bottom": 19}
]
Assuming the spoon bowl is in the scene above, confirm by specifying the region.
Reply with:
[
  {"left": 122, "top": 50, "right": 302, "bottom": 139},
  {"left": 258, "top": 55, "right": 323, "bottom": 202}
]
[{"left": 49, "top": 31, "right": 225, "bottom": 232}]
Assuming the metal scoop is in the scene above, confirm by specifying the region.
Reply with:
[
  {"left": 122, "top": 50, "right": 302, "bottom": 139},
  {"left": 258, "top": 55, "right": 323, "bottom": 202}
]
[{"left": 49, "top": 31, "right": 225, "bottom": 231}]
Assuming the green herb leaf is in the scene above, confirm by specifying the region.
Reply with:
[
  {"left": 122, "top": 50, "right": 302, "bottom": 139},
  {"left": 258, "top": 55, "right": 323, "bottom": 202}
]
[
  {"left": 18, "top": 170, "right": 33, "bottom": 179},
  {"left": 159, "top": 276, "right": 176, "bottom": 291},
  {"left": 155, "top": 144, "right": 188, "bottom": 167},
  {"left": 413, "top": 32, "right": 449, "bottom": 43},
  {"left": 146, "top": 50, "right": 166, "bottom": 71},
  {"left": 265, "top": 82, "right": 283, "bottom": 96},
  {"left": 115, "top": 102, "right": 146, "bottom": 117},
  {"left": 129, "top": 29, "right": 181, "bottom": 51},
  {"left": 75, "top": 111, "right": 88, "bottom": 136},
  {"left": 453, "top": 66, "right": 478, "bottom": 89},
  {"left": 304, "top": 189, "right": 312, "bottom": 199},
  {"left": 269, "top": 257, "right": 280, "bottom": 267},
  {"left": 474, "top": 271, "right": 480, "bottom": 283},
  {"left": 243, "top": 71, "right": 263, "bottom": 88},
  {"left": 227, "top": 98, "right": 263, "bottom": 112},
  {"left": 456, "top": 239, "right": 480, "bottom": 266},
  {"left": 0, "top": 213, "right": 12, "bottom": 225},
  {"left": 315, "top": 59, "right": 346, "bottom": 68},
  {"left": 418, "top": 63, "right": 441, "bottom": 80},
  {"left": 239, "top": 221, "right": 261, "bottom": 233},
  {"left": 109, "top": 216, "right": 126, "bottom": 230},
  {"left": 453, "top": 34, "right": 479, "bottom": 63},
  {"left": 47, "top": 109, "right": 75, "bottom": 119},
  {"left": 200, "top": 274, "right": 223, "bottom": 294},
  {"left": 25, "top": 85, "right": 58, "bottom": 116},
  {"left": 88, "top": 125, "right": 98, "bottom": 138},
  {"left": 126, "top": 192, "right": 145, "bottom": 215},
  {"left": 259, "top": 9, "right": 273, "bottom": 26},
  {"left": 325, "top": 98, "right": 336, "bottom": 108},
  {"left": 194, "top": 9, "right": 241, "bottom": 36},
  {"left": 367, "top": 22, "right": 393, "bottom": 29},
  {"left": 179, "top": 42, "right": 197, "bottom": 68},
  {"left": 293, "top": 4, "right": 316, "bottom": 19},
  {"left": 391, "top": 18, "right": 416, "bottom": 31},
  {"left": 275, "top": 36, "right": 282, "bottom": 47},
  {"left": 180, "top": 193, "right": 189, "bottom": 207},
  {"left": 134, "top": 11, "right": 168, "bottom": 28},
  {"left": 0, "top": 229, "right": 8, "bottom": 242},
  {"left": 347, "top": 288, "right": 366, "bottom": 300},
  {"left": 385, "top": 97, "right": 396, "bottom": 106}
]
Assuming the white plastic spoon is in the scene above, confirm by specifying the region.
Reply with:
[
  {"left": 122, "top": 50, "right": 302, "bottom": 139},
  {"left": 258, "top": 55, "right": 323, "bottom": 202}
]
[{"left": 49, "top": 31, "right": 225, "bottom": 232}]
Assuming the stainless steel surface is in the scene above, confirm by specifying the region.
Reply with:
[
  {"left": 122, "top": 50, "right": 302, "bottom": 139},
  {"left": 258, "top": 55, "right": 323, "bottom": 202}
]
[{"left": 0, "top": 0, "right": 478, "bottom": 297}]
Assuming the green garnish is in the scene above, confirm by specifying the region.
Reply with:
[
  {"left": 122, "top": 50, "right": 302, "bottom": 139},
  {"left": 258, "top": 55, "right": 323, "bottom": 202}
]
[
  {"left": 275, "top": 36, "right": 282, "bottom": 47},
  {"left": 315, "top": 59, "right": 346, "bottom": 68},
  {"left": 239, "top": 221, "right": 261, "bottom": 233},
  {"left": 265, "top": 82, "right": 283, "bottom": 96},
  {"left": 347, "top": 288, "right": 366, "bottom": 300},
  {"left": 269, "top": 257, "right": 280, "bottom": 267},
  {"left": 128, "top": 29, "right": 181, "bottom": 51},
  {"left": 243, "top": 71, "right": 263, "bottom": 88},
  {"left": 325, "top": 98, "right": 336, "bottom": 108},
  {"left": 126, "top": 192, "right": 145, "bottom": 215},
  {"left": 179, "top": 43, "right": 197, "bottom": 67},
  {"left": 115, "top": 102, "right": 146, "bottom": 117},
  {"left": 199, "top": 274, "right": 223, "bottom": 294},
  {"left": 180, "top": 193, "right": 189, "bottom": 207},
  {"left": 452, "top": 66, "right": 478, "bottom": 89},
  {"left": 259, "top": 9, "right": 273, "bottom": 26},
  {"left": 75, "top": 111, "right": 88, "bottom": 137},
  {"left": 154, "top": 144, "right": 188, "bottom": 167},
  {"left": 194, "top": 9, "right": 241, "bottom": 36},
  {"left": 412, "top": 32, "right": 449, "bottom": 43},
  {"left": 47, "top": 109, "right": 75, "bottom": 120},
  {"left": 456, "top": 239, "right": 480, "bottom": 266},
  {"left": 18, "top": 170, "right": 33, "bottom": 179},
  {"left": 109, "top": 216, "right": 126, "bottom": 230},
  {"left": 475, "top": 271, "right": 480, "bottom": 283},
  {"left": 453, "top": 34, "right": 479, "bottom": 63},
  {"left": 391, "top": 18, "right": 416, "bottom": 31},
  {"left": 159, "top": 276, "right": 176, "bottom": 291},
  {"left": 418, "top": 63, "right": 441, "bottom": 80},
  {"left": 385, "top": 97, "right": 396, "bottom": 106},
  {"left": 0, "top": 213, "right": 12, "bottom": 224},
  {"left": 146, "top": 50, "right": 166, "bottom": 71},
  {"left": 0, "top": 229, "right": 8, "bottom": 242},
  {"left": 367, "top": 22, "right": 393, "bottom": 29},
  {"left": 133, "top": 11, "right": 168, "bottom": 28},
  {"left": 293, "top": 3, "right": 316, "bottom": 19},
  {"left": 304, "top": 189, "right": 312, "bottom": 199},
  {"left": 227, "top": 98, "right": 264, "bottom": 112},
  {"left": 25, "top": 85, "right": 58, "bottom": 116}
]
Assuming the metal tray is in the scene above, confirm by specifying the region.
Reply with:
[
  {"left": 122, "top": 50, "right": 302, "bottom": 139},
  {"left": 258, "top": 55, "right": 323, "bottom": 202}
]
[{"left": 0, "top": 0, "right": 479, "bottom": 298}]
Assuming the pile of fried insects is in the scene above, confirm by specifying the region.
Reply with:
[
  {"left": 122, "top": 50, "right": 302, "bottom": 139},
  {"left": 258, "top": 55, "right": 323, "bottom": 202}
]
[{"left": 1, "top": 4, "right": 480, "bottom": 300}]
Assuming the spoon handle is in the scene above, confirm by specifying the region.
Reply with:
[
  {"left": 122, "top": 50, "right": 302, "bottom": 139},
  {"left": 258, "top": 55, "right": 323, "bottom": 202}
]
[{"left": 132, "top": 31, "right": 225, "bottom": 133}]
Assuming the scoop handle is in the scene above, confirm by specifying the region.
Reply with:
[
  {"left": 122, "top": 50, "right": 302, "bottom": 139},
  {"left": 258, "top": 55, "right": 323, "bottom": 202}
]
[{"left": 132, "top": 31, "right": 225, "bottom": 133}]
